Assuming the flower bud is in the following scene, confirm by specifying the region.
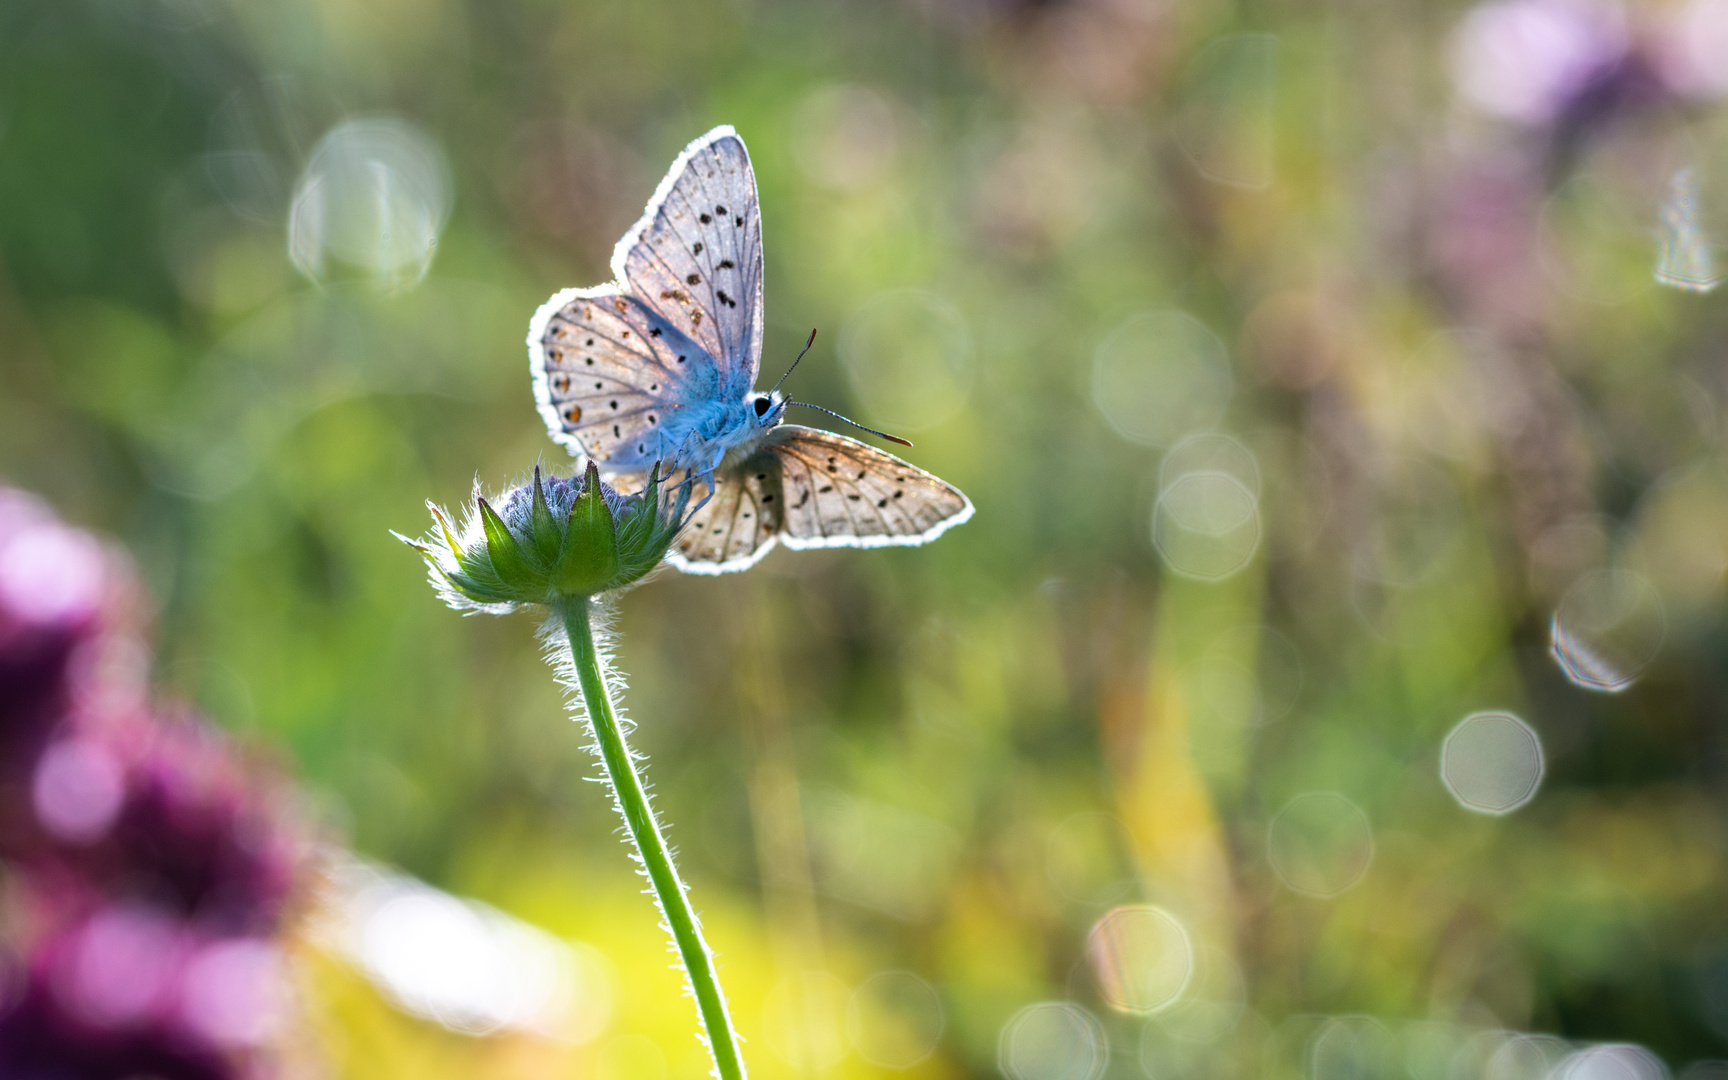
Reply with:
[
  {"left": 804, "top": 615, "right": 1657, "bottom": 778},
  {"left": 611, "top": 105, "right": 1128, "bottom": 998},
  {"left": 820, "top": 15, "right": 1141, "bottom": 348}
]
[{"left": 399, "top": 462, "right": 691, "bottom": 611}]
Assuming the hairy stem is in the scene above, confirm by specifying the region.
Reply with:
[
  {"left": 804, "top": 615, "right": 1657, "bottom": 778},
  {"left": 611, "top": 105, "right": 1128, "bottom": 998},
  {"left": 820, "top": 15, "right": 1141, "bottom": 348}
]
[{"left": 558, "top": 599, "right": 747, "bottom": 1080}]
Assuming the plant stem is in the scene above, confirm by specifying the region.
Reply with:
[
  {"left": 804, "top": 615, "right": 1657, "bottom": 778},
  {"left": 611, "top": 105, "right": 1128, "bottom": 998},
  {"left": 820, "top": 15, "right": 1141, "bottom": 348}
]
[{"left": 559, "top": 599, "right": 747, "bottom": 1080}]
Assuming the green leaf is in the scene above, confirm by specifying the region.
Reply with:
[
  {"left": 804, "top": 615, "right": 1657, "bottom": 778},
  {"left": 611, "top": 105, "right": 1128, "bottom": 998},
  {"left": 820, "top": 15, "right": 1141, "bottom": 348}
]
[
  {"left": 478, "top": 496, "right": 535, "bottom": 589},
  {"left": 530, "top": 465, "right": 563, "bottom": 566},
  {"left": 428, "top": 503, "right": 463, "bottom": 556},
  {"left": 554, "top": 461, "right": 622, "bottom": 596},
  {"left": 617, "top": 462, "right": 661, "bottom": 551}
]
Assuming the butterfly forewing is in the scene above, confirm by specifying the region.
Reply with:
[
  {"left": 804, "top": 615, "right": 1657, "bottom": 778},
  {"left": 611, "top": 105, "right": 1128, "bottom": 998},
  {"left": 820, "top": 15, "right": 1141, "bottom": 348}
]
[
  {"left": 769, "top": 427, "right": 973, "bottom": 549},
  {"left": 621, "top": 129, "right": 763, "bottom": 395},
  {"left": 668, "top": 466, "right": 783, "bottom": 573},
  {"left": 535, "top": 290, "right": 710, "bottom": 470}
]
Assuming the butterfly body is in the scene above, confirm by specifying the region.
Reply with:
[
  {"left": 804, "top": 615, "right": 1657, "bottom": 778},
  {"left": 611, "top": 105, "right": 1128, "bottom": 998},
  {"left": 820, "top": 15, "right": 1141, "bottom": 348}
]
[
  {"left": 683, "top": 391, "right": 788, "bottom": 478},
  {"left": 528, "top": 125, "right": 972, "bottom": 574}
]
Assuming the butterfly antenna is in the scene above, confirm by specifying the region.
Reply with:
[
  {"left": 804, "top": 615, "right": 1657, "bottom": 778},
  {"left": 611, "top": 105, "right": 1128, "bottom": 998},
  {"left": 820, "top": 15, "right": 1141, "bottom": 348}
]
[
  {"left": 769, "top": 329, "right": 818, "bottom": 395},
  {"left": 786, "top": 401, "right": 913, "bottom": 447}
]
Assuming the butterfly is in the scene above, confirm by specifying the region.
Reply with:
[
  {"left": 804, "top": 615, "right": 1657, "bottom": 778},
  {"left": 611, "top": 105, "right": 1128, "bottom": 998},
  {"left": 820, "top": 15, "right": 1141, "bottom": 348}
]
[{"left": 526, "top": 125, "right": 974, "bottom": 574}]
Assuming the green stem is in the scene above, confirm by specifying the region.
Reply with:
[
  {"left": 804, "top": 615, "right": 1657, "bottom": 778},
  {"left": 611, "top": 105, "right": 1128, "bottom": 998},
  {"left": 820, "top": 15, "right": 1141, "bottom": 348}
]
[{"left": 558, "top": 599, "right": 747, "bottom": 1080}]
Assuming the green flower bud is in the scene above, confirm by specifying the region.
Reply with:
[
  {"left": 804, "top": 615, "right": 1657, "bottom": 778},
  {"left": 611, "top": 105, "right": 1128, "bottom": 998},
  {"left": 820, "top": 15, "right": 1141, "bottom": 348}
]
[{"left": 396, "top": 461, "right": 691, "bottom": 611}]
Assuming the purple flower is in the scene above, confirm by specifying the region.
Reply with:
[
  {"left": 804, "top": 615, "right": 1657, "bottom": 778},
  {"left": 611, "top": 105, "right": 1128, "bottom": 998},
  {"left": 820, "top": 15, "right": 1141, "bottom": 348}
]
[
  {"left": 0, "top": 490, "right": 112, "bottom": 790},
  {"left": 0, "top": 487, "right": 310, "bottom": 1080},
  {"left": 0, "top": 904, "right": 285, "bottom": 1079},
  {"left": 1655, "top": 0, "right": 1728, "bottom": 100},
  {"left": 1450, "top": 0, "right": 1632, "bottom": 126},
  {"left": 42, "top": 714, "right": 307, "bottom": 933}
]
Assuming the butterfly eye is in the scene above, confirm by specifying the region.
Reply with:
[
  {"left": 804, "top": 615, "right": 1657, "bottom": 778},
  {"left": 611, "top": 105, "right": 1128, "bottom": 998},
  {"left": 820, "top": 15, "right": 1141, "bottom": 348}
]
[{"left": 753, "top": 397, "right": 771, "bottom": 418}]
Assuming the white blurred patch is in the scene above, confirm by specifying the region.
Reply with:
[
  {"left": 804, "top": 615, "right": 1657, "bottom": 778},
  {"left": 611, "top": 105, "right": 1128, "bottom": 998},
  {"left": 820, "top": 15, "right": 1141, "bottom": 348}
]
[
  {"left": 0, "top": 524, "right": 107, "bottom": 627},
  {"left": 1266, "top": 793, "right": 1374, "bottom": 898},
  {"left": 1152, "top": 471, "right": 1261, "bottom": 582},
  {"left": 1551, "top": 569, "right": 1666, "bottom": 692},
  {"left": 1161, "top": 432, "right": 1262, "bottom": 497},
  {"left": 1441, "top": 712, "right": 1545, "bottom": 815},
  {"left": 320, "top": 860, "right": 611, "bottom": 1040},
  {"left": 1561, "top": 1043, "right": 1671, "bottom": 1080},
  {"left": 1488, "top": 1033, "right": 1573, "bottom": 1080},
  {"left": 999, "top": 1002, "right": 1109, "bottom": 1080},
  {"left": 288, "top": 117, "right": 452, "bottom": 291},
  {"left": 846, "top": 970, "right": 944, "bottom": 1069},
  {"left": 1093, "top": 311, "right": 1232, "bottom": 449},
  {"left": 1086, "top": 906, "right": 1193, "bottom": 1016},
  {"left": 1655, "top": 168, "right": 1721, "bottom": 293},
  {"left": 1311, "top": 1016, "right": 1398, "bottom": 1080}
]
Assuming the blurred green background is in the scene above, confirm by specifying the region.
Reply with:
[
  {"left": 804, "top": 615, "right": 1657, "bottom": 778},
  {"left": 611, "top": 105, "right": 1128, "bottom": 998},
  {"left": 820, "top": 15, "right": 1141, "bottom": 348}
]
[{"left": 3, "top": 0, "right": 1728, "bottom": 1076}]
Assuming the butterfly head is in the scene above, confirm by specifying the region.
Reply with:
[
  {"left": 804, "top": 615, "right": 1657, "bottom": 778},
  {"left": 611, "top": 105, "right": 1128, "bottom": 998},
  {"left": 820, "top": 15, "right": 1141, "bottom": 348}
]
[{"left": 750, "top": 391, "right": 787, "bottom": 429}]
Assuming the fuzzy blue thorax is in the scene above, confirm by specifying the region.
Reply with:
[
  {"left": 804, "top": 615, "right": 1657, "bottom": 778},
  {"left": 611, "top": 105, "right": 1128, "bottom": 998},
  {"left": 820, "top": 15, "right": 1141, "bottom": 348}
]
[{"left": 661, "top": 391, "right": 785, "bottom": 480}]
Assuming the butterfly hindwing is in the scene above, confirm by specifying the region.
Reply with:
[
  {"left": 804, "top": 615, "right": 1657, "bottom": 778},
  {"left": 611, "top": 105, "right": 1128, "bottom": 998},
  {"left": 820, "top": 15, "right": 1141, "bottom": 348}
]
[
  {"left": 531, "top": 288, "right": 717, "bottom": 471},
  {"left": 618, "top": 126, "right": 763, "bottom": 396},
  {"left": 769, "top": 427, "right": 972, "bottom": 549},
  {"left": 667, "top": 426, "right": 973, "bottom": 574},
  {"left": 667, "top": 466, "right": 783, "bottom": 574}
]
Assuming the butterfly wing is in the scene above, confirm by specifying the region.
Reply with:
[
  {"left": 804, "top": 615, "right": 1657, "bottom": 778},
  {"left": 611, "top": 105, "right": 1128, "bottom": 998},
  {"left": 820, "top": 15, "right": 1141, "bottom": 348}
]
[
  {"left": 768, "top": 427, "right": 973, "bottom": 549},
  {"left": 664, "top": 425, "right": 973, "bottom": 574},
  {"left": 530, "top": 126, "right": 764, "bottom": 470},
  {"left": 666, "top": 468, "right": 783, "bottom": 574},
  {"left": 615, "top": 125, "right": 763, "bottom": 397},
  {"left": 528, "top": 286, "right": 716, "bottom": 471}
]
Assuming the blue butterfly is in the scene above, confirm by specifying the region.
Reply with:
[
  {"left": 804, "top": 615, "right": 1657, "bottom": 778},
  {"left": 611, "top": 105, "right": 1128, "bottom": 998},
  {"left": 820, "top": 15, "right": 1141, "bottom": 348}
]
[{"left": 528, "top": 125, "right": 973, "bottom": 574}]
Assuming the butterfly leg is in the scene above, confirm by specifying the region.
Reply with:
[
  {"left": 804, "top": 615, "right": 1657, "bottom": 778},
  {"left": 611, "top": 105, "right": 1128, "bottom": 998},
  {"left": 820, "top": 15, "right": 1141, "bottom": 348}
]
[
  {"left": 661, "top": 464, "right": 714, "bottom": 530},
  {"left": 682, "top": 489, "right": 714, "bottom": 525},
  {"left": 695, "top": 446, "right": 727, "bottom": 498}
]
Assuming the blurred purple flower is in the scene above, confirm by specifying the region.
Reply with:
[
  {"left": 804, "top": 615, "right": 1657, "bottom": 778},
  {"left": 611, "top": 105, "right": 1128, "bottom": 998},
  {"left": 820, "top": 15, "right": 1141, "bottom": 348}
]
[
  {"left": 0, "top": 907, "right": 284, "bottom": 1079},
  {"left": 34, "top": 713, "right": 307, "bottom": 933},
  {"left": 0, "top": 485, "right": 310, "bottom": 1079},
  {"left": 0, "top": 490, "right": 112, "bottom": 784},
  {"left": 1656, "top": 0, "right": 1728, "bottom": 100},
  {"left": 1450, "top": 0, "right": 1632, "bottom": 126},
  {"left": 1451, "top": 0, "right": 1728, "bottom": 150}
]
